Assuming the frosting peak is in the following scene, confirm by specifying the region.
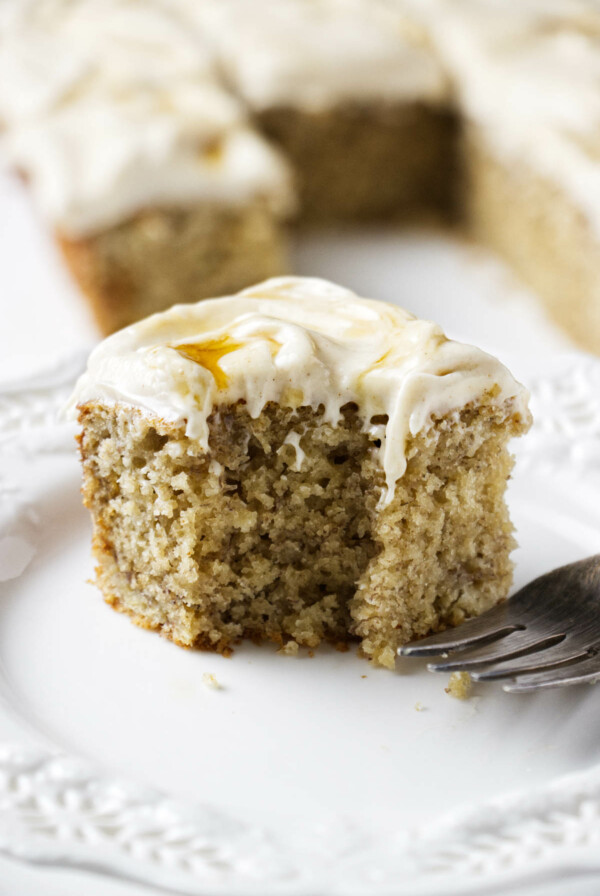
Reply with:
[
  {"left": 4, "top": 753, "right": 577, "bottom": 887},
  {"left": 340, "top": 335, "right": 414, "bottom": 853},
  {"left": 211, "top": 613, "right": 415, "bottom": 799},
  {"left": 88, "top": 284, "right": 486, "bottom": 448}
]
[{"left": 69, "top": 276, "right": 530, "bottom": 502}]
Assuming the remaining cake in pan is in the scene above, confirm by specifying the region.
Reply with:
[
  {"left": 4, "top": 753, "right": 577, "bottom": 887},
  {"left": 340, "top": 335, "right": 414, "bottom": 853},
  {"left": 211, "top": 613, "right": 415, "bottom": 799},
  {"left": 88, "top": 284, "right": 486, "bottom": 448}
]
[
  {"left": 4, "top": 0, "right": 600, "bottom": 353},
  {"left": 0, "top": 0, "right": 293, "bottom": 334},
  {"left": 70, "top": 276, "right": 530, "bottom": 668},
  {"left": 197, "top": 0, "right": 456, "bottom": 222}
]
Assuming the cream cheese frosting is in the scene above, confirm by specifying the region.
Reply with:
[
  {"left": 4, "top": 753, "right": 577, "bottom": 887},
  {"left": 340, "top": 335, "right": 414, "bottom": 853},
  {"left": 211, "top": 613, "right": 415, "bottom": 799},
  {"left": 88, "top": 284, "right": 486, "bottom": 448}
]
[
  {"left": 194, "top": 0, "right": 448, "bottom": 112},
  {"left": 68, "top": 276, "right": 530, "bottom": 503},
  {"left": 0, "top": 0, "right": 293, "bottom": 236}
]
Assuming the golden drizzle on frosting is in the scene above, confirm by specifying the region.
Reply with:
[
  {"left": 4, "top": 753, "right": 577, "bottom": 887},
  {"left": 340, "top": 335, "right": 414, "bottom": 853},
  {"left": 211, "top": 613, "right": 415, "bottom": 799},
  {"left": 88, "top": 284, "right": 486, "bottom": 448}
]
[{"left": 174, "top": 336, "right": 244, "bottom": 390}]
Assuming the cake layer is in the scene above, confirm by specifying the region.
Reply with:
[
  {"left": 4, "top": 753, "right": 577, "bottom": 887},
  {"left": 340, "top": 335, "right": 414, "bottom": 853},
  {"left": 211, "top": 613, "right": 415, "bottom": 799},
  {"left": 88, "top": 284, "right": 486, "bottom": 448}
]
[
  {"left": 69, "top": 276, "right": 530, "bottom": 504},
  {"left": 257, "top": 102, "right": 459, "bottom": 223},
  {"left": 59, "top": 202, "right": 289, "bottom": 334}
]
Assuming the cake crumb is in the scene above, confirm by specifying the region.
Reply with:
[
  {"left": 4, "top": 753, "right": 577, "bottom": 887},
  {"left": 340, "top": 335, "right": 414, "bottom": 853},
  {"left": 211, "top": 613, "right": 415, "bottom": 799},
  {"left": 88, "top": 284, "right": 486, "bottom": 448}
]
[
  {"left": 202, "top": 672, "right": 222, "bottom": 690},
  {"left": 414, "top": 701, "right": 426, "bottom": 711},
  {"left": 361, "top": 675, "right": 367, "bottom": 679},
  {"left": 278, "top": 641, "right": 299, "bottom": 657},
  {"left": 445, "top": 671, "right": 472, "bottom": 700}
]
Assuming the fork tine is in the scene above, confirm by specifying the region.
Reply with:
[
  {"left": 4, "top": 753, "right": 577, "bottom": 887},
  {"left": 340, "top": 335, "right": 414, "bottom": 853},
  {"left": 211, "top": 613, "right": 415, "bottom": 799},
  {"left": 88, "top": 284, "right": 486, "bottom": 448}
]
[
  {"left": 398, "top": 605, "right": 522, "bottom": 658},
  {"left": 503, "top": 654, "right": 600, "bottom": 693},
  {"left": 427, "top": 632, "right": 566, "bottom": 672},
  {"left": 472, "top": 645, "right": 590, "bottom": 681}
]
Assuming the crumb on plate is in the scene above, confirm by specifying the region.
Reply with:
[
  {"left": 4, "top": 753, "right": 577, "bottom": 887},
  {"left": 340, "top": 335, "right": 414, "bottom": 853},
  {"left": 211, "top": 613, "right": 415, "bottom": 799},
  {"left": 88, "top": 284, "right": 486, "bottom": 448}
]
[
  {"left": 202, "top": 672, "right": 222, "bottom": 690},
  {"left": 445, "top": 671, "right": 472, "bottom": 700}
]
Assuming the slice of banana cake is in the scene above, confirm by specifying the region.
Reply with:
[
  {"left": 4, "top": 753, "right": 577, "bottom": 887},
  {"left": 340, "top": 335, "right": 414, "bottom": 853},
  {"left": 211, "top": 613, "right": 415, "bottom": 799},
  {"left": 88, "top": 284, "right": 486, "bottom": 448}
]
[{"left": 69, "top": 276, "right": 530, "bottom": 668}]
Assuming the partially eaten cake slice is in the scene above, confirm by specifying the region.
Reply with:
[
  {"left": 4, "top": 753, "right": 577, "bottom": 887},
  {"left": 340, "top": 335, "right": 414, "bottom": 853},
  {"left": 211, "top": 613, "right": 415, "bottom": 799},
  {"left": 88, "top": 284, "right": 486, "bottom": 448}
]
[{"left": 70, "top": 276, "right": 530, "bottom": 668}]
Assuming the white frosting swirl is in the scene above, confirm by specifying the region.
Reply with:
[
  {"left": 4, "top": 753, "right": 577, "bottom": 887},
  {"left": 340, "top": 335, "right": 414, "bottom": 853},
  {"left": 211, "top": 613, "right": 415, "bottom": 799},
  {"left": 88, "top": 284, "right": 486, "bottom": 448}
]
[{"left": 68, "top": 276, "right": 530, "bottom": 503}]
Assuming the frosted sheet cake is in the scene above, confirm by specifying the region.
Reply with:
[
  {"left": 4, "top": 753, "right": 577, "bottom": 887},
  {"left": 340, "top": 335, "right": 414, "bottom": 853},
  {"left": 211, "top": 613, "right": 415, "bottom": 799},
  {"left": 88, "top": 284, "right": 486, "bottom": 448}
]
[{"left": 3, "top": 0, "right": 600, "bottom": 351}]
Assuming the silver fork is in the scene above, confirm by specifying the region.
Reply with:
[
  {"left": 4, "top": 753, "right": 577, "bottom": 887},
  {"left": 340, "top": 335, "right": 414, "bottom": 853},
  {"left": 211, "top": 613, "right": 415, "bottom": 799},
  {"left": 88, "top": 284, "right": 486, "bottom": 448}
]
[{"left": 398, "top": 555, "right": 600, "bottom": 693}]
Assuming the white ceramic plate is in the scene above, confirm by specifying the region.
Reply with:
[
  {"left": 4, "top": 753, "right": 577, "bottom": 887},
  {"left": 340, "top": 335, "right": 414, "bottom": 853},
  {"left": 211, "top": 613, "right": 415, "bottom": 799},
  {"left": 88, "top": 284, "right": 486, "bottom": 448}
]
[
  {"left": 1, "top": 347, "right": 600, "bottom": 896},
  {"left": 2, "top": 170, "right": 600, "bottom": 895}
]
